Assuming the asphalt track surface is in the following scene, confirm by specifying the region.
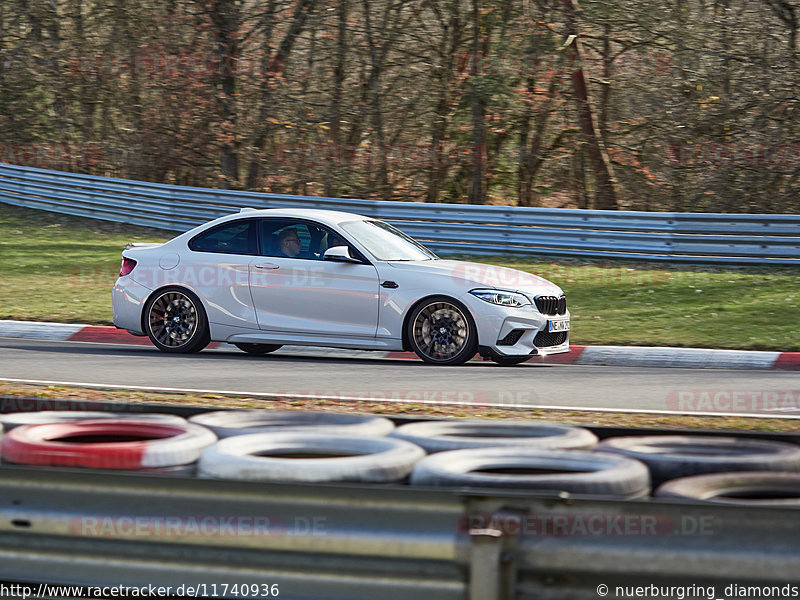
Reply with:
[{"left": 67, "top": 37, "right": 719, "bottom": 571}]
[{"left": 2, "top": 337, "right": 800, "bottom": 417}]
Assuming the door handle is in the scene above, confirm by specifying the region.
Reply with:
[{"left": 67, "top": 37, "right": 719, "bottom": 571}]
[{"left": 253, "top": 263, "right": 279, "bottom": 269}]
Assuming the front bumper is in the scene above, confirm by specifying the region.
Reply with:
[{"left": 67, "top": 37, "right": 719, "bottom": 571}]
[{"left": 460, "top": 293, "right": 570, "bottom": 358}]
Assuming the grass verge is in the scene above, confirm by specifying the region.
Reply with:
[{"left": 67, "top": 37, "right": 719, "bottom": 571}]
[{"left": 2, "top": 203, "right": 799, "bottom": 350}]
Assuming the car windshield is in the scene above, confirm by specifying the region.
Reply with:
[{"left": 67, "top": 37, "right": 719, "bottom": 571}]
[{"left": 340, "top": 220, "right": 437, "bottom": 261}]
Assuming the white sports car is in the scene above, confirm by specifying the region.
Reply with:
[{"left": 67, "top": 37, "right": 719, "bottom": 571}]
[{"left": 112, "top": 208, "right": 570, "bottom": 366}]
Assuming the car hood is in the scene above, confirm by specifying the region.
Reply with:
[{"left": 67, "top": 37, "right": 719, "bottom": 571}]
[{"left": 385, "top": 259, "right": 564, "bottom": 297}]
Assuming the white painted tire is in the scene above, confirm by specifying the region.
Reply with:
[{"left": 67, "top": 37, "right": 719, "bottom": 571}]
[
  {"left": 0, "top": 411, "right": 187, "bottom": 430},
  {"left": 410, "top": 448, "right": 650, "bottom": 498},
  {"left": 189, "top": 409, "right": 395, "bottom": 438},
  {"left": 1, "top": 419, "right": 217, "bottom": 470},
  {"left": 389, "top": 420, "right": 598, "bottom": 453},
  {"left": 198, "top": 433, "right": 426, "bottom": 483}
]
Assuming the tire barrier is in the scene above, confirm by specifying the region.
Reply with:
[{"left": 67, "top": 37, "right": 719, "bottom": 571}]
[
  {"left": 0, "top": 410, "right": 187, "bottom": 430},
  {"left": 4, "top": 405, "right": 800, "bottom": 501},
  {"left": 655, "top": 471, "right": 800, "bottom": 506},
  {"left": 198, "top": 433, "right": 426, "bottom": 483},
  {"left": 1, "top": 419, "right": 217, "bottom": 470},
  {"left": 595, "top": 435, "right": 800, "bottom": 486},
  {"left": 409, "top": 448, "right": 651, "bottom": 498},
  {"left": 389, "top": 421, "right": 598, "bottom": 453},
  {"left": 189, "top": 409, "right": 395, "bottom": 438}
]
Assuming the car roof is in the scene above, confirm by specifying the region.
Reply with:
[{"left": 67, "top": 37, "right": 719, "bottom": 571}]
[{"left": 229, "top": 208, "right": 371, "bottom": 227}]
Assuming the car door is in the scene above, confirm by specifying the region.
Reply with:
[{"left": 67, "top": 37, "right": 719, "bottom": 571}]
[
  {"left": 180, "top": 218, "right": 259, "bottom": 329},
  {"left": 249, "top": 219, "right": 380, "bottom": 338}
]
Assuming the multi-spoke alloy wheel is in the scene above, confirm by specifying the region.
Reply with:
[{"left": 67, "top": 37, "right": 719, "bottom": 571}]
[
  {"left": 144, "top": 288, "right": 210, "bottom": 353},
  {"left": 407, "top": 297, "right": 477, "bottom": 365}
]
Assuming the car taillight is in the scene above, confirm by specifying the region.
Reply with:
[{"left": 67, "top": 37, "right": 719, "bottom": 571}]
[{"left": 119, "top": 257, "right": 137, "bottom": 277}]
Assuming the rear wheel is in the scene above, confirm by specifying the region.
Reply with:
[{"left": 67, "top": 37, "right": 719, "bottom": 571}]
[
  {"left": 407, "top": 297, "right": 477, "bottom": 365},
  {"left": 234, "top": 343, "right": 283, "bottom": 355},
  {"left": 144, "top": 287, "right": 210, "bottom": 353}
]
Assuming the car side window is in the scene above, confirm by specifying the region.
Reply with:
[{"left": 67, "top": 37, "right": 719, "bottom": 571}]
[
  {"left": 259, "top": 220, "right": 338, "bottom": 260},
  {"left": 189, "top": 220, "right": 256, "bottom": 255}
]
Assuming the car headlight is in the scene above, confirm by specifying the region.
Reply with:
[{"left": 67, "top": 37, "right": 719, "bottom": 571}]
[{"left": 469, "top": 289, "right": 531, "bottom": 307}]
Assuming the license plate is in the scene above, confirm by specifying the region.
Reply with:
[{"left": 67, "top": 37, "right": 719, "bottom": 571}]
[{"left": 548, "top": 319, "right": 570, "bottom": 333}]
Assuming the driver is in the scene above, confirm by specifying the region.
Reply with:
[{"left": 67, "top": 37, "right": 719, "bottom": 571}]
[{"left": 278, "top": 228, "right": 303, "bottom": 258}]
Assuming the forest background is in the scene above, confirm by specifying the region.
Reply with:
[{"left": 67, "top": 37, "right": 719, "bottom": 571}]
[{"left": 1, "top": 0, "right": 799, "bottom": 213}]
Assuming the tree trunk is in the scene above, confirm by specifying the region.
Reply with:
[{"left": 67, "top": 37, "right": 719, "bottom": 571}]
[
  {"left": 468, "top": 0, "right": 486, "bottom": 205},
  {"left": 562, "top": 0, "right": 618, "bottom": 210},
  {"left": 518, "top": 77, "right": 560, "bottom": 206},
  {"left": 427, "top": 0, "right": 463, "bottom": 204},
  {"left": 245, "top": 0, "right": 315, "bottom": 190},
  {"left": 362, "top": 0, "right": 390, "bottom": 200},
  {"left": 207, "top": 0, "right": 242, "bottom": 188},
  {"left": 326, "top": 0, "right": 348, "bottom": 198}
]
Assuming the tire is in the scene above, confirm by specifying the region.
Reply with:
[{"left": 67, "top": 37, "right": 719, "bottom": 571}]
[
  {"left": 595, "top": 435, "right": 800, "bottom": 486},
  {"left": 233, "top": 343, "right": 283, "bottom": 355},
  {"left": 655, "top": 472, "right": 800, "bottom": 506},
  {"left": 198, "top": 433, "right": 426, "bottom": 483},
  {"left": 390, "top": 421, "right": 598, "bottom": 453},
  {"left": 410, "top": 448, "right": 650, "bottom": 498},
  {"left": 489, "top": 355, "right": 531, "bottom": 366},
  {"left": 188, "top": 409, "right": 395, "bottom": 439},
  {"left": 406, "top": 296, "right": 478, "bottom": 365},
  {"left": 1, "top": 419, "right": 217, "bottom": 470},
  {"left": 0, "top": 411, "right": 186, "bottom": 430},
  {"left": 144, "top": 287, "right": 210, "bottom": 353}
]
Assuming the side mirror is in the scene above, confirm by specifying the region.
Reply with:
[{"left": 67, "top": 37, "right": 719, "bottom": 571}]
[{"left": 323, "top": 245, "right": 361, "bottom": 263}]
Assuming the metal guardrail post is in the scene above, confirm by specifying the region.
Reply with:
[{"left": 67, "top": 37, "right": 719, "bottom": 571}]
[
  {"left": 469, "top": 527, "right": 505, "bottom": 600},
  {"left": 465, "top": 499, "right": 519, "bottom": 600}
]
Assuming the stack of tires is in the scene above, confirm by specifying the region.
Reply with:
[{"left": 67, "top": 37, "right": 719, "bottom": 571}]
[
  {"left": 192, "top": 414, "right": 649, "bottom": 500},
  {"left": 2, "top": 407, "right": 800, "bottom": 506}
]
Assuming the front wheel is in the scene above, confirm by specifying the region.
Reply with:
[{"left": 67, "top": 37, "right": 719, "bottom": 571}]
[
  {"left": 234, "top": 343, "right": 283, "bottom": 355},
  {"left": 407, "top": 297, "right": 477, "bottom": 365},
  {"left": 144, "top": 287, "right": 210, "bottom": 353}
]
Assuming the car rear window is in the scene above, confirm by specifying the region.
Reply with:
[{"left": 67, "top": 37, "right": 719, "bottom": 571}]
[{"left": 189, "top": 221, "right": 256, "bottom": 255}]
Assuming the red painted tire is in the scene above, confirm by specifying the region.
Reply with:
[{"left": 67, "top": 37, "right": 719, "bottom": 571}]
[{"left": 2, "top": 419, "right": 217, "bottom": 470}]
